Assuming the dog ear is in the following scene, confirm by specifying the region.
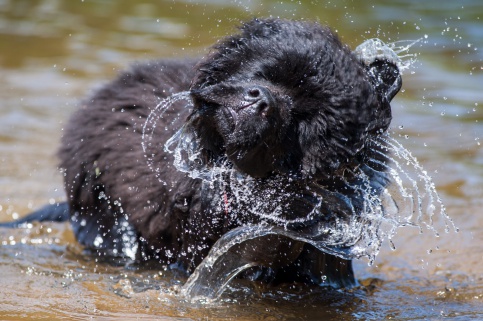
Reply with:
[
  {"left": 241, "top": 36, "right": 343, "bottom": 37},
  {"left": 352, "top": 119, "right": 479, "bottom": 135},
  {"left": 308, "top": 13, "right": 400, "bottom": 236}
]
[
  {"left": 367, "top": 59, "right": 402, "bottom": 102},
  {"left": 354, "top": 38, "right": 403, "bottom": 102}
]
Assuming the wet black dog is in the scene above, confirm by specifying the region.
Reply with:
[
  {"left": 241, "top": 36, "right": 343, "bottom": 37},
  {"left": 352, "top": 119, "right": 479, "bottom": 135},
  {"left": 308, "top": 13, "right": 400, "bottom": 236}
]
[{"left": 2, "top": 18, "right": 401, "bottom": 288}]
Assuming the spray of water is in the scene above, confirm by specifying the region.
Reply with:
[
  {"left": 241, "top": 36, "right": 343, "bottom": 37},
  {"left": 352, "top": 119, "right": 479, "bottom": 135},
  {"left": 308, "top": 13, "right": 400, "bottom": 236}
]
[
  {"left": 142, "top": 91, "right": 193, "bottom": 185},
  {"left": 164, "top": 129, "right": 456, "bottom": 259},
  {"left": 141, "top": 38, "right": 456, "bottom": 301},
  {"left": 166, "top": 131, "right": 457, "bottom": 301},
  {"left": 155, "top": 108, "right": 458, "bottom": 300},
  {"left": 354, "top": 38, "right": 421, "bottom": 73}
]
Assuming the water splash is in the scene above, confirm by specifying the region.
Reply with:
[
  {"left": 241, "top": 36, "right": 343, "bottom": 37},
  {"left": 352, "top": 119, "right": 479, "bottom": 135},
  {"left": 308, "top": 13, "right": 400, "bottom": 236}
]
[
  {"left": 165, "top": 128, "right": 455, "bottom": 256},
  {"left": 349, "top": 134, "right": 456, "bottom": 261},
  {"left": 355, "top": 38, "right": 421, "bottom": 72},
  {"left": 163, "top": 124, "right": 457, "bottom": 299},
  {"left": 141, "top": 91, "right": 193, "bottom": 185},
  {"left": 368, "top": 135, "right": 455, "bottom": 235},
  {"left": 164, "top": 124, "right": 217, "bottom": 182},
  {"left": 142, "top": 82, "right": 455, "bottom": 301}
]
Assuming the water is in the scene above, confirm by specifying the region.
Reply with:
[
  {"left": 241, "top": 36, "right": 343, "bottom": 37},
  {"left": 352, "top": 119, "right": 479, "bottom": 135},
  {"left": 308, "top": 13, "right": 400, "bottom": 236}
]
[
  {"left": 354, "top": 38, "right": 421, "bottom": 73},
  {"left": 1, "top": 0, "right": 482, "bottom": 320},
  {"left": 142, "top": 91, "right": 194, "bottom": 185}
]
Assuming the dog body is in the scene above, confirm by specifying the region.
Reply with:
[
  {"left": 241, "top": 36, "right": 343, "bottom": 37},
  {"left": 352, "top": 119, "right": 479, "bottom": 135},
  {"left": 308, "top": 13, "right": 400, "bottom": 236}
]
[
  {"left": 13, "top": 19, "right": 403, "bottom": 287},
  {"left": 59, "top": 59, "right": 211, "bottom": 265}
]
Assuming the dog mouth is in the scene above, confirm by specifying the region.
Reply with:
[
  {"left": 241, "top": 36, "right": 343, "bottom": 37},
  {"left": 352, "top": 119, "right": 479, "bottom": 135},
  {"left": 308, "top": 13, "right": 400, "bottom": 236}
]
[
  {"left": 237, "top": 99, "right": 262, "bottom": 112},
  {"left": 224, "top": 99, "right": 265, "bottom": 126}
]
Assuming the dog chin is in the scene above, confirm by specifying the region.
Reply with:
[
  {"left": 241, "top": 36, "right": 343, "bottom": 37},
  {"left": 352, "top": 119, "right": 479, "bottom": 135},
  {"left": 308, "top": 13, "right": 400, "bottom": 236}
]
[{"left": 213, "top": 110, "right": 279, "bottom": 177}]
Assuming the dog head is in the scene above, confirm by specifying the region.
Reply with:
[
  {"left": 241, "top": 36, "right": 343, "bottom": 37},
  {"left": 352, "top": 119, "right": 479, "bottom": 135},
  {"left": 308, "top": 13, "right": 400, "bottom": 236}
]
[{"left": 188, "top": 18, "right": 402, "bottom": 180}]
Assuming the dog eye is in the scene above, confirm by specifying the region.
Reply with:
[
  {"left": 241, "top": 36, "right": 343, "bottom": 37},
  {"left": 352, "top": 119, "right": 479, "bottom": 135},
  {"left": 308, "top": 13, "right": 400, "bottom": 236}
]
[{"left": 254, "top": 71, "right": 268, "bottom": 81}]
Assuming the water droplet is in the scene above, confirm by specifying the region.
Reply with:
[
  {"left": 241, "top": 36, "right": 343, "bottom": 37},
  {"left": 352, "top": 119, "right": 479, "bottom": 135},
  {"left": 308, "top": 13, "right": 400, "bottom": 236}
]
[{"left": 389, "top": 239, "right": 396, "bottom": 250}]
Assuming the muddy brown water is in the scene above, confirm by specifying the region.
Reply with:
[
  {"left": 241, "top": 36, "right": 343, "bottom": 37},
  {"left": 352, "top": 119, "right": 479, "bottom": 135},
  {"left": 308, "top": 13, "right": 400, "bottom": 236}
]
[{"left": 0, "top": 1, "right": 482, "bottom": 320}]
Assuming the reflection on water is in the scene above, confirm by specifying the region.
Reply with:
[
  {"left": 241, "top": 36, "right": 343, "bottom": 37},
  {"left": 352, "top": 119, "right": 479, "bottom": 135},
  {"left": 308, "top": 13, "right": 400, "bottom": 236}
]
[{"left": 0, "top": 0, "right": 482, "bottom": 320}]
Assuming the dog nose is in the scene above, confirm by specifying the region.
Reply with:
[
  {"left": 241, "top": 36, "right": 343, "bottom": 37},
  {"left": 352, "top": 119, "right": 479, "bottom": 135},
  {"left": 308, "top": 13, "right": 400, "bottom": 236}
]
[{"left": 244, "top": 86, "right": 274, "bottom": 115}]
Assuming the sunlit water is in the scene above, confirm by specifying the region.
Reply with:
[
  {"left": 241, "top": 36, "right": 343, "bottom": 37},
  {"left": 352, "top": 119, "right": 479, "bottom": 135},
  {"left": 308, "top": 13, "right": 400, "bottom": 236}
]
[{"left": 0, "top": 1, "right": 482, "bottom": 320}]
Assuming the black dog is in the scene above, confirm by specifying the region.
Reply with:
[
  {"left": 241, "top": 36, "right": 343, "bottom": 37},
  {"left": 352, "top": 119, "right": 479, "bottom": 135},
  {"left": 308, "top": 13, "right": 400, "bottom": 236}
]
[{"left": 2, "top": 18, "right": 402, "bottom": 288}]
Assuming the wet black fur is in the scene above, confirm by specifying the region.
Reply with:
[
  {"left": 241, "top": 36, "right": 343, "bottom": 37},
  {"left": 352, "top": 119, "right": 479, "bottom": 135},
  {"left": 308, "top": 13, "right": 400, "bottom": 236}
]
[{"left": 3, "top": 19, "right": 402, "bottom": 288}]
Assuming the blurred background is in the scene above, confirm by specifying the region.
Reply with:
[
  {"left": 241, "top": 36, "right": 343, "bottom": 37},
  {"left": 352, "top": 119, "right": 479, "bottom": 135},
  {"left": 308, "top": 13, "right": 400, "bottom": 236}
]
[{"left": 0, "top": 0, "right": 481, "bottom": 320}]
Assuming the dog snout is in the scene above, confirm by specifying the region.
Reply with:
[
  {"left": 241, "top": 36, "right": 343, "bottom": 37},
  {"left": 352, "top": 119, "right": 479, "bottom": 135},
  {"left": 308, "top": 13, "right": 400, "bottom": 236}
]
[{"left": 243, "top": 86, "right": 274, "bottom": 115}]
